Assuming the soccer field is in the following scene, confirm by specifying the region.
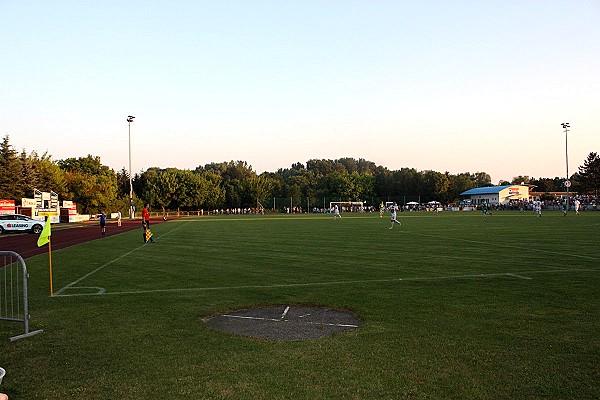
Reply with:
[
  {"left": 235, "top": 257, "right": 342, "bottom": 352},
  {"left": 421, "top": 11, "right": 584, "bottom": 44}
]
[{"left": 1, "top": 212, "right": 599, "bottom": 399}]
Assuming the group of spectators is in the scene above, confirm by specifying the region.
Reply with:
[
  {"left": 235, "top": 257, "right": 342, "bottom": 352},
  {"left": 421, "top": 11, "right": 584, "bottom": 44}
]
[
  {"left": 218, "top": 208, "right": 266, "bottom": 215},
  {"left": 153, "top": 195, "right": 600, "bottom": 217},
  {"left": 501, "top": 196, "right": 599, "bottom": 212}
]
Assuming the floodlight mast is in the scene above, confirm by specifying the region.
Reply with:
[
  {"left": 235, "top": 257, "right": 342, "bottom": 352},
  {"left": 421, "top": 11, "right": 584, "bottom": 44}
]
[
  {"left": 561, "top": 122, "right": 570, "bottom": 214},
  {"left": 127, "top": 116, "right": 135, "bottom": 219}
]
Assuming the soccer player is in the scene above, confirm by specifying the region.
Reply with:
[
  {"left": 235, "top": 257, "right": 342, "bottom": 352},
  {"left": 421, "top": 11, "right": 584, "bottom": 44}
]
[
  {"left": 379, "top": 202, "right": 385, "bottom": 218},
  {"left": 142, "top": 204, "right": 154, "bottom": 243},
  {"left": 574, "top": 198, "right": 581, "bottom": 215},
  {"left": 534, "top": 200, "right": 542, "bottom": 217},
  {"left": 481, "top": 201, "right": 491, "bottom": 218},
  {"left": 389, "top": 203, "right": 401, "bottom": 229},
  {"left": 333, "top": 205, "right": 342, "bottom": 220},
  {"left": 99, "top": 211, "right": 107, "bottom": 236}
]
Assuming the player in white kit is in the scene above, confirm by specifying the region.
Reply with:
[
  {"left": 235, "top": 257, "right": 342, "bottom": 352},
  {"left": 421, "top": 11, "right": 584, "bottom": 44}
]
[
  {"left": 333, "top": 205, "right": 342, "bottom": 220},
  {"left": 389, "top": 203, "right": 401, "bottom": 229}
]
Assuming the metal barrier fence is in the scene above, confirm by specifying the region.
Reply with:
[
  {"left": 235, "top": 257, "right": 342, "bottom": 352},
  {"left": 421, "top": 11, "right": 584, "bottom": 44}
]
[{"left": 0, "top": 251, "right": 43, "bottom": 341}]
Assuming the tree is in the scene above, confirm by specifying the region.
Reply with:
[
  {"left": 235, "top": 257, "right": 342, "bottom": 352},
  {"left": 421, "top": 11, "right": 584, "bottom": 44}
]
[
  {"left": 145, "top": 169, "right": 180, "bottom": 211},
  {"left": 0, "top": 136, "right": 23, "bottom": 200},
  {"left": 116, "top": 167, "right": 131, "bottom": 198},
  {"left": 446, "top": 173, "right": 475, "bottom": 203},
  {"left": 37, "top": 153, "right": 69, "bottom": 199},
  {"left": 578, "top": 152, "right": 600, "bottom": 196},
  {"left": 373, "top": 166, "right": 393, "bottom": 199},
  {"left": 328, "top": 171, "right": 373, "bottom": 201},
  {"left": 419, "top": 170, "right": 449, "bottom": 202},
  {"left": 471, "top": 172, "right": 492, "bottom": 187},
  {"left": 206, "top": 161, "right": 257, "bottom": 208},
  {"left": 530, "top": 177, "right": 557, "bottom": 193},
  {"left": 200, "top": 170, "right": 226, "bottom": 209},
  {"left": 247, "top": 173, "right": 275, "bottom": 208},
  {"left": 511, "top": 176, "right": 531, "bottom": 185},
  {"left": 58, "top": 155, "right": 118, "bottom": 213},
  {"left": 19, "top": 150, "right": 40, "bottom": 197}
]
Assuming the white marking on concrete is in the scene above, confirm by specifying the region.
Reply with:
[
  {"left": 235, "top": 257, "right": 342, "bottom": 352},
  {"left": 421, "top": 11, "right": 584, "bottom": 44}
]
[
  {"left": 222, "top": 315, "right": 280, "bottom": 322},
  {"left": 219, "top": 313, "right": 358, "bottom": 328},
  {"left": 281, "top": 306, "right": 290, "bottom": 320}
]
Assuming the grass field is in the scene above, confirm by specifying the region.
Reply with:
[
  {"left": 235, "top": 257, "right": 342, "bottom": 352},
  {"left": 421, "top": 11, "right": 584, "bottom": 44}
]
[{"left": 1, "top": 211, "right": 599, "bottom": 399}]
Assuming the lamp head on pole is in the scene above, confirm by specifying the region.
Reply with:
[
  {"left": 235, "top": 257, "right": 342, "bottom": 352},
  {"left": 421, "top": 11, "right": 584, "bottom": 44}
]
[
  {"left": 127, "top": 116, "right": 135, "bottom": 123},
  {"left": 561, "top": 122, "right": 570, "bottom": 129}
]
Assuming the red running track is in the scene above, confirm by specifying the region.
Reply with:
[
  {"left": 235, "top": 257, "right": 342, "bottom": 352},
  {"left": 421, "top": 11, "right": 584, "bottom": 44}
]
[{"left": 0, "top": 218, "right": 168, "bottom": 259}]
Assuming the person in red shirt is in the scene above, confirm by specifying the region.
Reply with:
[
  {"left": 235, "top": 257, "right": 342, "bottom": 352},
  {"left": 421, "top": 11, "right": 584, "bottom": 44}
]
[{"left": 142, "top": 204, "right": 154, "bottom": 243}]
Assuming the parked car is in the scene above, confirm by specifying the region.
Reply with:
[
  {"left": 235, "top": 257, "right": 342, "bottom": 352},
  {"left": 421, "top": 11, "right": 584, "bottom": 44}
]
[{"left": 0, "top": 214, "right": 46, "bottom": 234}]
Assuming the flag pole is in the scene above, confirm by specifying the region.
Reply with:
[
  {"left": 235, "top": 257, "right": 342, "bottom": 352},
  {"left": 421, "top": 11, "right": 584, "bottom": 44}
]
[
  {"left": 37, "top": 216, "right": 53, "bottom": 296},
  {"left": 49, "top": 236, "right": 53, "bottom": 296}
]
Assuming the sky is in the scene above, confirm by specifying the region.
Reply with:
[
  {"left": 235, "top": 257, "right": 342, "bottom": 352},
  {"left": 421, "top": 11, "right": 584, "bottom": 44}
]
[{"left": 1, "top": 1, "right": 599, "bottom": 184}]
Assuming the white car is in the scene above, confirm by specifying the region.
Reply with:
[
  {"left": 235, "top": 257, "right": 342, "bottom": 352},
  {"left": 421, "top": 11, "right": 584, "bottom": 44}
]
[{"left": 0, "top": 214, "right": 46, "bottom": 234}]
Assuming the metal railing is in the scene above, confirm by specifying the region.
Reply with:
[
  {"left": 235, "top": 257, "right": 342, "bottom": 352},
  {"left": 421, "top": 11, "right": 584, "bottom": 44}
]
[{"left": 0, "top": 251, "right": 43, "bottom": 341}]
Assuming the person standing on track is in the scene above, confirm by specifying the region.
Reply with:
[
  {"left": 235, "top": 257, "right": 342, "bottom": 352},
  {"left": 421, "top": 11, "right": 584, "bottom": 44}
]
[
  {"left": 117, "top": 210, "right": 122, "bottom": 226},
  {"left": 142, "top": 203, "right": 154, "bottom": 243},
  {"left": 99, "top": 211, "right": 107, "bottom": 236}
]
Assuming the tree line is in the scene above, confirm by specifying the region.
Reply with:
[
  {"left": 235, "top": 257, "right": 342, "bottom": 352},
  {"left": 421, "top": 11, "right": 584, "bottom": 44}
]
[{"left": 1, "top": 135, "right": 599, "bottom": 214}]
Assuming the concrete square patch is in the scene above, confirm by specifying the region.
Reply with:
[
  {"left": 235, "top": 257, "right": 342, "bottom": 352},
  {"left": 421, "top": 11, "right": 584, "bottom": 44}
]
[{"left": 203, "top": 305, "right": 360, "bottom": 341}]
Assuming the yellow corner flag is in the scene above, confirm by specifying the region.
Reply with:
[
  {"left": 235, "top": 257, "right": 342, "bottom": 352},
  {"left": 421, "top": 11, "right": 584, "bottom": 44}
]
[
  {"left": 37, "top": 220, "right": 51, "bottom": 247},
  {"left": 37, "top": 219, "right": 54, "bottom": 295}
]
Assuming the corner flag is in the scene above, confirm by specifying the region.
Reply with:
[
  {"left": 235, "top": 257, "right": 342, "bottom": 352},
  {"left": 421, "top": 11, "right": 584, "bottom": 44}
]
[
  {"left": 37, "top": 220, "right": 51, "bottom": 247},
  {"left": 37, "top": 219, "right": 54, "bottom": 295}
]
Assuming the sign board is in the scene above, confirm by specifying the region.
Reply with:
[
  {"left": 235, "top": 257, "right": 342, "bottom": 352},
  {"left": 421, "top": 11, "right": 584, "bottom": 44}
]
[
  {"left": 34, "top": 189, "right": 43, "bottom": 207},
  {"left": 564, "top": 180, "right": 572, "bottom": 188},
  {"left": 0, "top": 199, "right": 16, "bottom": 215},
  {"left": 508, "top": 187, "right": 520, "bottom": 196},
  {"left": 21, "top": 198, "right": 37, "bottom": 208},
  {"left": 50, "top": 191, "right": 59, "bottom": 208}
]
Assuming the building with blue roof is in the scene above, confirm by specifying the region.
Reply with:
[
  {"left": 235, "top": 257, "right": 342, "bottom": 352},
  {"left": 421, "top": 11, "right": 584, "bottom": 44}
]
[{"left": 460, "top": 185, "right": 531, "bottom": 205}]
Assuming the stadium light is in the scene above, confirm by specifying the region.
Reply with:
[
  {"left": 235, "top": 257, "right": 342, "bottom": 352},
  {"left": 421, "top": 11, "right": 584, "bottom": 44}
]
[
  {"left": 561, "top": 122, "right": 570, "bottom": 215},
  {"left": 127, "top": 116, "right": 135, "bottom": 219}
]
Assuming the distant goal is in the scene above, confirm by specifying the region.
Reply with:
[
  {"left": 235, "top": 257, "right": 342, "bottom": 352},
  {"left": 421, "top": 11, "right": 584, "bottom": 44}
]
[{"left": 329, "top": 201, "right": 364, "bottom": 212}]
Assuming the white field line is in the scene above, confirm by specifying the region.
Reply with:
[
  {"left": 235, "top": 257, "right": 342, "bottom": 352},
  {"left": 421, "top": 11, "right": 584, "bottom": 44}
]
[
  {"left": 306, "top": 322, "right": 359, "bottom": 328},
  {"left": 52, "top": 267, "right": 599, "bottom": 297},
  {"left": 53, "top": 221, "right": 598, "bottom": 298},
  {"left": 52, "top": 221, "right": 190, "bottom": 297},
  {"left": 404, "top": 231, "right": 598, "bottom": 260},
  {"left": 506, "top": 273, "right": 532, "bottom": 280},
  {"left": 281, "top": 306, "right": 290, "bottom": 320}
]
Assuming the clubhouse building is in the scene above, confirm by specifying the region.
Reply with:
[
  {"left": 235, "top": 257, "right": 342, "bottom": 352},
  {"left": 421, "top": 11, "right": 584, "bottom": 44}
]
[{"left": 460, "top": 185, "right": 531, "bottom": 205}]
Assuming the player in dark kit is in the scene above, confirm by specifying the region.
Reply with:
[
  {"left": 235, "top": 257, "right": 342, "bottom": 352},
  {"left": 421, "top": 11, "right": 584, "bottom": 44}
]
[{"left": 99, "top": 211, "right": 107, "bottom": 236}]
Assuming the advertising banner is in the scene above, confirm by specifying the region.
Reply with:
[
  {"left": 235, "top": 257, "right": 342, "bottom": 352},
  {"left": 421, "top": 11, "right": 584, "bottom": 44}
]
[
  {"left": 22, "top": 198, "right": 37, "bottom": 208},
  {"left": 0, "top": 199, "right": 16, "bottom": 215},
  {"left": 34, "top": 189, "right": 43, "bottom": 207}
]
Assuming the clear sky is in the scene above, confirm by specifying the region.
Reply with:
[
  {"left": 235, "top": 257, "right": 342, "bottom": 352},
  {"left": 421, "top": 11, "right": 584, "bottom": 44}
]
[{"left": 2, "top": 1, "right": 598, "bottom": 183}]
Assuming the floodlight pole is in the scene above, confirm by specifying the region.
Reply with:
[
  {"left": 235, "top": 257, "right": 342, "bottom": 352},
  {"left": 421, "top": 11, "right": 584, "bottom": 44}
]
[
  {"left": 127, "top": 115, "right": 135, "bottom": 219},
  {"left": 561, "top": 122, "right": 570, "bottom": 214}
]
